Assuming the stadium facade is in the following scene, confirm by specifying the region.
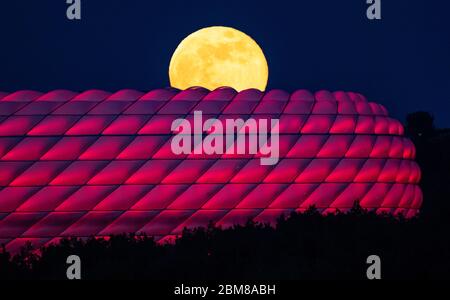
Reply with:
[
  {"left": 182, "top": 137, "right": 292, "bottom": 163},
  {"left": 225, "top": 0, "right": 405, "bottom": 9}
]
[{"left": 0, "top": 88, "right": 422, "bottom": 253}]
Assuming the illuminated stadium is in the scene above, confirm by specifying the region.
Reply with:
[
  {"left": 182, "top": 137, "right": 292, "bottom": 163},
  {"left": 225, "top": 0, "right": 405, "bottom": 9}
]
[{"left": 0, "top": 88, "right": 422, "bottom": 253}]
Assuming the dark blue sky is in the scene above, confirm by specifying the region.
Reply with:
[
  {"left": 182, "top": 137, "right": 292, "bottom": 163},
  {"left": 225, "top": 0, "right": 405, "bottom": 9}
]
[{"left": 0, "top": 0, "right": 448, "bottom": 126}]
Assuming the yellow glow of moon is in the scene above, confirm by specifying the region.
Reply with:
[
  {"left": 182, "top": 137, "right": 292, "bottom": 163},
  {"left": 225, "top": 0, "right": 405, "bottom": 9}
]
[{"left": 169, "top": 26, "right": 268, "bottom": 91}]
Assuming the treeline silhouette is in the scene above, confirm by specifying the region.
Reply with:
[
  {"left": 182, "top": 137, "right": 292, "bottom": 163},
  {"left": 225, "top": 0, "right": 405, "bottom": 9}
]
[{"left": 1, "top": 111, "right": 449, "bottom": 280}]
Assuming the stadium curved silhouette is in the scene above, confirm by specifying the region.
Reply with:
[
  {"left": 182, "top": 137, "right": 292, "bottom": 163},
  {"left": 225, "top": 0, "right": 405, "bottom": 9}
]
[{"left": 0, "top": 87, "right": 422, "bottom": 253}]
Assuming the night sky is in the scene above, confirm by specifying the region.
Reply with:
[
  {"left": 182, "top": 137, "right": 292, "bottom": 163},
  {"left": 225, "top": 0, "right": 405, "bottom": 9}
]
[{"left": 0, "top": 0, "right": 448, "bottom": 127}]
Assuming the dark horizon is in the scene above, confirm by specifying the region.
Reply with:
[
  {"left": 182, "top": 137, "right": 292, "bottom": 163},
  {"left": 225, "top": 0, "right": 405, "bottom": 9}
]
[{"left": 0, "top": 0, "right": 449, "bottom": 127}]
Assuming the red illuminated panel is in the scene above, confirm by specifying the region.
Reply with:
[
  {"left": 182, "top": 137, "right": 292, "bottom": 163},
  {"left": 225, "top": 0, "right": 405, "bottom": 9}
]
[{"left": 0, "top": 88, "right": 423, "bottom": 253}]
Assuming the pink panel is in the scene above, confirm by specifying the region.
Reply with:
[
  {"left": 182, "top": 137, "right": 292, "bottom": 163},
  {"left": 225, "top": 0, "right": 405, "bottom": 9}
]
[
  {"left": 138, "top": 210, "right": 193, "bottom": 236},
  {"left": 317, "top": 135, "right": 354, "bottom": 157},
  {"left": 0, "top": 162, "right": 32, "bottom": 186},
  {"left": 300, "top": 183, "right": 347, "bottom": 208},
  {"left": 295, "top": 159, "right": 339, "bottom": 183},
  {"left": 286, "top": 135, "right": 328, "bottom": 158},
  {"left": 254, "top": 100, "right": 286, "bottom": 114},
  {"left": 398, "top": 184, "right": 415, "bottom": 208},
  {"left": 158, "top": 101, "right": 198, "bottom": 114},
  {"left": 0, "top": 187, "right": 40, "bottom": 212},
  {"left": 65, "top": 115, "right": 115, "bottom": 135},
  {"left": 27, "top": 115, "right": 80, "bottom": 136},
  {"left": 314, "top": 90, "right": 335, "bottom": 102},
  {"left": 93, "top": 185, "right": 153, "bottom": 211},
  {"left": 0, "top": 116, "right": 44, "bottom": 136},
  {"left": 202, "top": 184, "right": 256, "bottom": 209},
  {"left": 123, "top": 100, "right": 166, "bottom": 114},
  {"left": 312, "top": 100, "right": 337, "bottom": 114},
  {"left": 125, "top": 160, "right": 180, "bottom": 184},
  {"left": 369, "top": 102, "right": 385, "bottom": 116},
  {"left": 138, "top": 115, "right": 181, "bottom": 134},
  {"left": 1, "top": 137, "right": 59, "bottom": 161},
  {"left": 192, "top": 100, "right": 229, "bottom": 114},
  {"left": 355, "top": 101, "right": 374, "bottom": 115},
  {"left": 139, "top": 89, "right": 177, "bottom": 101},
  {"left": 0, "top": 137, "right": 21, "bottom": 158},
  {"left": 355, "top": 116, "right": 375, "bottom": 134},
  {"left": 233, "top": 89, "right": 263, "bottom": 101},
  {"left": 264, "top": 135, "right": 299, "bottom": 158},
  {"left": 254, "top": 209, "right": 293, "bottom": 226},
  {"left": 5, "top": 238, "right": 49, "bottom": 254},
  {"left": 388, "top": 137, "right": 404, "bottom": 158},
  {"left": 0, "top": 212, "right": 46, "bottom": 238},
  {"left": 268, "top": 184, "right": 318, "bottom": 208},
  {"left": 40, "top": 136, "right": 97, "bottom": 160},
  {"left": 236, "top": 184, "right": 288, "bottom": 209},
  {"left": 1, "top": 90, "right": 42, "bottom": 102},
  {"left": 396, "top": 160, "right": 412, "bottom": 183},
  {"left": 264, "top": 159, "right": 310, "bottom": 183},
  {"left": 52, "top": 101, "right": 98, "bottom": 115},
  {"left": 15, "top": 102, "right": 63, "bottom": 115},
  {"left": 283, "top": 101, "right": 313, "bottom": 114},
  {"left": 171, "top": 210, "right": 228, "bottom": 234},
  {"left": 203, "top": 87, "right": 237, "bottom": 101},
  {"left": 301, "top": 115, "right": 335, "bottom": 134},
  {"left": 402, "top": 138, "right": 415, "bottom": 159},
  {"left": 102, "top": 115, "right": 150, "bottom": 135},
  {"left": 278, "top": 115, "right": 307, "bottom": 134},
  {"left": 117, "top": 136, "right": 168, "bottom": 160},
  {"left": 325, "top": 159, "right": 364, "bottom": 182},
  {"left": 61, "top": 211, "right": 121, "bottom": 237},
  {"left": 87, "top": 161, "right": 143, "bottom": 185},
  {"left": 290, "top": 90, "right": 314, "bottom": 102},
  {"left": 131, "top": 185, "right": 188, "bottom": 210},
  {"left": 329, "top": 183, "right": 372, "bottom": 208},
  {"left": 55, "top": 186, "right": 117, "bottom": 211},
  {"left": 330, "top": 116, "right": 356, "bottom": 134},
  {"left": 196, "top": 159, "right": 248, "bottom": 183},
  {"left": 79, "top": 136, "right": 133, "bottom": 160},
  {"left": 353, "top": 159, "right": 385, "bottom": 182},
  {"left": 216, "top": 209, "right": 262, "bottom": 228},
  {"left": 360, "top": 183, "right": 392, "bottom": 208},
  {"left": 0, "top": 102, "right": 29, "bottom": 116},
  {"left": 71, "top": 90, "right": 110, "bottom": 101},
  {"left": 171, "top": 88, "right": 209, "bottom": 101},
  {"left": 162, "top": 160, "right": 214, "bottom": 184},
  {"left": 168, "top": 184, "right": 223, "bottom": 209},
  {"left": 230, "top": 160, "right": 274, "bottom": 183},
  {"left": 16, "top": 186, "right": 79, "bottom": 212},
  {"left": 98, "top": 211, "right": 159, "bottom": 236},
  {"left": 345, "top": 135, "right": 376, "bottom": 158},
  {"left": 374, "top": 116, "right": 390, "bottom": 134},
  {"left": 390, "top": 119, "right": 403, "bottom": 135},
  {"left": 370, "top": 136, "right": 392, "bottom": 158},
  {"left": 35, "top": 90, "right": 77, "bottom": 102},
  {"left": 9, "top": 161, "right": 69, "bottom": 186},
  {"left": 337, "top": 100, "right": 357, "bottom": 115},
  {"left": 22, "top": 212, "right": 85, "bottom": 237},
  {"left": 222, "top": 101, "right": 259, "bottom": 114},
  {"left": 50, "top": 161, "right": 108, "bottom": 185},
  {"left": 107, "top": 89, "right": 144, "bottom": 101},
  {"left": 381, "top": 184, "right": 405, "bottom": 208}
]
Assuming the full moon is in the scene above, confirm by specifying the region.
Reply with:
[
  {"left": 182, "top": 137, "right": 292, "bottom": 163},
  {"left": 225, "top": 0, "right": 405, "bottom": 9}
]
[{"left": 169, "top": 26, "right": 268, "bottom": 92}]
